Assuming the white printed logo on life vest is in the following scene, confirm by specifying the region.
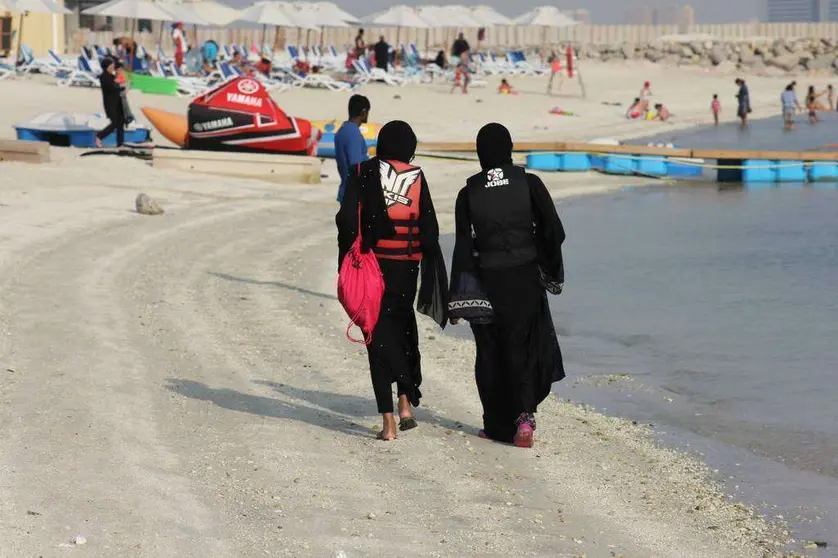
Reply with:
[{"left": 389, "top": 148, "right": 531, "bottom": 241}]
[
  {"left": 193, "top": 117, "right": 233, "bottom": 132},
  {"left": 486, "top": 167, "right": 509, "bottom": 187},
  {"left": 380, "top": 160, "right": 420, "bottom": 207},
  {"left": 226, "top": 92, "right": 263, "bottom": 107}
]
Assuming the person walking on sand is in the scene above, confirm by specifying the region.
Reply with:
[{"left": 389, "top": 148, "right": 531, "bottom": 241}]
[
  {"left": 334, "top": 95, "right": 371, "bottom": 203},
  {"left": 94, "top": 58, "right": 127, "bottom": 148},
  {"left": 711, "top": 94, "right": 721, "bottom": 126},
  {"left": 449, "top": 123, "right": 565, "bottom": 449},
  {"left": 336, "top": 121, "right": 448, "bottom": 441},
  {"left": 735, "top": 78, "right": 751, "bottom": 129}
]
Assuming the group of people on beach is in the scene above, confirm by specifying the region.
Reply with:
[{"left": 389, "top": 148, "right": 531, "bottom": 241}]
[
  {"left": 334, "top": 95, "right": 565, "bottom": 447},
  {"left": 625, "top": 81, "right": 671, "bottom": 122},
  {"left": 781, "top": 81, "right": 834, "bottom": 129}
]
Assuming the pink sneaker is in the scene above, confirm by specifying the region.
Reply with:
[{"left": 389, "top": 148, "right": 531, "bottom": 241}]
[{"left": 513, "top": 422, "right": 534, "bottom": 448}]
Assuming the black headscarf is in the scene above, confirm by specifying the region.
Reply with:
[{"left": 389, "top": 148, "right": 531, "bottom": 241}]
[
  {"left": 476, "top": 122, "right": 513, "bottom": 170},
  {"left": 376, "top": 120, "right": 417, "bottom": 163}
]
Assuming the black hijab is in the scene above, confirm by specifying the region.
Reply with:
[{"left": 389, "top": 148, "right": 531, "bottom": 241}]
[
  {"left": 476, "top": 122, "right": 513, "bottom": 170},
  {"left": 376, "top": 120, "right": 417, "bottom": 163}
]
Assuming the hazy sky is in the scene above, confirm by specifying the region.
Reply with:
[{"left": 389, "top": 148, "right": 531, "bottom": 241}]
[{"left": 267, "top": 0, "right": 764, "bottom": 24}]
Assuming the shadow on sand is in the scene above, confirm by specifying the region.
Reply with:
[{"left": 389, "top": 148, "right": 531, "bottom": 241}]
[
  {"left": 166, "top": 379, "right": 477, "bottom": 438},
  {"left": 208, "top": 271, "right": 337, "bottom": 301},
  {"left": 165, "top": 378, "right": 371, "bottom": 439}
]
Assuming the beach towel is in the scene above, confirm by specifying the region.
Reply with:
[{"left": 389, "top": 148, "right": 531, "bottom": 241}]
[{"left": 338, "top": 203, "right": 385, "bottom": 345}]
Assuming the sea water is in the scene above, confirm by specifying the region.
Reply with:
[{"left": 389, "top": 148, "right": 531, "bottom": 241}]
[{"left": 556, "top": 185, "right": 838, "bottom": 548}]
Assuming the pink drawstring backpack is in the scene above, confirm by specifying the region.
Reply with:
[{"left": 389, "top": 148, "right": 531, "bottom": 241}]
[{"left": 338, "top": 203, "right": 385, "bottom": 344}]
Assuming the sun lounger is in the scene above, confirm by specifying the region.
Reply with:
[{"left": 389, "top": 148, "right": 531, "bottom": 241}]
[
  {"left": 56, "top": 56, "right": 100, "bottom": 87},
  {"left": 354, "top": 58, "right": 406, "bottom": 87}
]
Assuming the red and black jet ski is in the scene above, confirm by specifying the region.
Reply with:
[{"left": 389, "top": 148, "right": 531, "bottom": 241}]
[{"left": 142, "top": 76, "right": 320, "bottom": 156}]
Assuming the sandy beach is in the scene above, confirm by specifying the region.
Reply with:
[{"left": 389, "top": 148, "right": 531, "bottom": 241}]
[{"left": 0, "top": 61, "right": 801, "bottom": 556}]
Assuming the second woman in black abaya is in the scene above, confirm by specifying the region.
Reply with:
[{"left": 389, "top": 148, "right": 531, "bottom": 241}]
[
  {"left": 336, "top": 121, "right": 448, "bottom": 441},
  {"left": 450, "top": 123, "right": 565, "bottom": 448}
]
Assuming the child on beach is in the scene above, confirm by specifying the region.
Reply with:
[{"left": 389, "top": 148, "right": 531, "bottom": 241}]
[
  {"left": 626, "top": 97, "right": 642, "bottom": 119},
  {"left": 498, "top": 79, "right": 518, "bottom": 95},
  {"left": 450, "top": 60, "right": 471, "bottom": 95},
  {"left": 807, "top": 86, "right": 821, "bottom": 124},
  {"left": 712, "top": 94, "right": 721, "bottom": 126},
  {"left": 653, "top": 103, "right": 671, "bottom": 122}
]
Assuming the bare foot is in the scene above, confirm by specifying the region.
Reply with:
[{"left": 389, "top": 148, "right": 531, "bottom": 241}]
[
  {"left": 377, "top": 413, "right": 397, "bottom": 441},
  {"left": 94, "top": 137, "right": 103, "bottom": 148}
]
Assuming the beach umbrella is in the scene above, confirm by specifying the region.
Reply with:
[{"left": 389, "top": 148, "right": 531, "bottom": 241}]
[
  {"left": 469, "top": 5, "right": 513, "bottom": 26},
  {"left": 364, "top": 5, "right": 430, "bottom": 47},
  {"left": 514, "top": 6, "right": 577, "bottom": 49},
  {"left": 0, "top": 0, "right": 12, "bottom": 9},
  {"left": 301, "top": 1, "right": 359, "bottom": 25},
  {"left": 294, "top": 2, "right": 351, "bottom": 49},
  {"left": 9, "top": 0, "right": 70, "bottom": 64},
  {"left": 83, "top": 0, "right": 174, "bottom": 20},
  {"left": 181, "top": 0, "right": 239, "bottom": 26},
  {"left": 157, "top": 1, "right": 210, "bottom": 25},
  {"left": 234, "top": 1, "right": 317, "bottom": 52}
]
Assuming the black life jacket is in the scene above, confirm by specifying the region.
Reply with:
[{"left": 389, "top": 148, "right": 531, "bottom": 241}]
[{"left": 466, "top": 164, "right": 537, "bottom": 269}]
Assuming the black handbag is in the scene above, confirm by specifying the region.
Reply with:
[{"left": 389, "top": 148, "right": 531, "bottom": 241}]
[{"left": 448, "top": 268, "right": 493, "bottom": 324}]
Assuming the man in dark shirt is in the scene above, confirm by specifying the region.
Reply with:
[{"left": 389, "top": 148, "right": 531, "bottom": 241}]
[
  {"left": 374, "top": 36, "right": 389, "bottom": 71},
  {"left": 451, "top": 33, "right": 470, "bottom": 59},
  {"left": 735, "top": 78, "right": 751, "bottom": 129},
  {"left": 94, "top": 58, "right": 126, "bottom": 148}
]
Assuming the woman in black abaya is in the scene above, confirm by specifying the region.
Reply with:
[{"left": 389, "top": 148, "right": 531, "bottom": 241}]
[
  {"left": 336, "top": 121, "right": 448, "bottom": 441},
  {"left": 450, "top": 123, "right": 565, "bottom": 448}
]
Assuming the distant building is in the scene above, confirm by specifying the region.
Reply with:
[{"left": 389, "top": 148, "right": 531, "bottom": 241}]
[
  {"left": 766, "top": 0, "right": 828, "bottom": 22},
  {"left": 625, "top": 5, "right": 695, "bottom": 26},
  {"left": 567, "top": 9, "right": 591, "bottom": 24}
]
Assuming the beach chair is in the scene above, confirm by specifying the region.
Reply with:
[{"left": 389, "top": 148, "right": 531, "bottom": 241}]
[
  {"left": 165, "top": 62, "right": 213, "bottom": 96},
  {"left": 354, "top": 58, "right": 406, "bottom": 87},
  {"left": 56, "top": 56, "right": 100, "bottom": 87},
  {"left": 0, "top": 62, "right": 13, "bottom": 80},
  {"left": 507, "top": 51, "right": 547, "bottom": 76}
]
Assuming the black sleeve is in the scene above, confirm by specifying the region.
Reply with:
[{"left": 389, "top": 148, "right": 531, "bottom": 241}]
[
  {"left": 99, "top": 72, "right": 123, "bottom": 94},
  {"left": 449, "top": 187, "right": 476, "bottom": 295},
  {"left": 528, "top": 173, "right": 565, "bottom": 283},
  {"left": 335, "top": 170, "right": 361, "bottom": 271},
  {"left": 418, "top": 172, "right": 440, "bottom": 254}
]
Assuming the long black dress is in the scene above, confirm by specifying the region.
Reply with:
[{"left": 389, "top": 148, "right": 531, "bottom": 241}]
[
  {"left": 337, "top": 161, "right": 448, "bottom": 414},
  {"left": 450, "top": 172, "right": 565, "bottom": 443}
]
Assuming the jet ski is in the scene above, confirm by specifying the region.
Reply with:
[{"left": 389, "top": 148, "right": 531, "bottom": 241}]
[{"left": 142, "top": 76, "right": 319, "bottom": 156}]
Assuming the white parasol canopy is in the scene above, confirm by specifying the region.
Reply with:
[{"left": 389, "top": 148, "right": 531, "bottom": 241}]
[
  {"left": 82, "top": 0, "right": 174, "bottom": 20},
  {"left": 416, "top": 5, "right": 481, "bottom": 28},
  {"left": 157, "top": 1, "right": 211, "bottom": 25},
  {"left": 468, "top": 5, "right": 513, "bottom": 26},
  {"left": 235, "top": 1, "right": 317, "bottom": 29},
  {"left": 301, "top": 1, "right": 359, "bottom": 25},
  {"left": 0, "top": 0, "right": 13, "bottom": 10},
  {"left": 363, "top": 5, "right": 431, "bottom": 29},
  {"left": 181, "top": 0, "right": 240, "bottom": 26},
  {"left": 514, "top": 6, "right": 579, "bottom": 27},
  {"left": 10, "top": 0, "right": 70, "bottom": 13}
]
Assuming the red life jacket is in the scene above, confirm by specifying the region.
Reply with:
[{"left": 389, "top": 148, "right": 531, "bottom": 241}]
[{"left": 374, "top": 159, "right": 423, "bottom": 261}]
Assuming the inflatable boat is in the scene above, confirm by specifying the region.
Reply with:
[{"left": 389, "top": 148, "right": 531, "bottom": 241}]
[
  {"left": 311, "top": 120, "right": 380, "bottom": 158},
  {"left": 142, "top": 76, "right": 319, "bottom": 156}
]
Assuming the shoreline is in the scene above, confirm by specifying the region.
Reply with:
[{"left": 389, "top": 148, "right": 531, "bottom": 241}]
[{"left": 0, "top": 67, "right": 801, "bottom": 555}]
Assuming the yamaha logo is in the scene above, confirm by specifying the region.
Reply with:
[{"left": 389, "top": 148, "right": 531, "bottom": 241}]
[
  {"left": 486, "top": 167, "right": 509, "bottom": 188},
  {"left": 237, "top": 79, "right": 260, "bottom": 94},
  {"left": 193, "top": 117, "right": 233, "bottom": 132}
]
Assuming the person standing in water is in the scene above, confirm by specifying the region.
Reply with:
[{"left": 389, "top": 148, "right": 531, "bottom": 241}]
[
  {"left": 711, "top": 94, "right": 721, "bottom": 126},
  {"left": 735, "top": 78, "right": 751, "bottom": 129},
  {"left": 449, "top": 123, "right": 565, "bottom": 448},
  {"left": 94, "top": 58, "right": 126, "bottom": 148},
  {"left": 334, "top": 95, "right": 371, "bottom": 203},
  {"left": 336, "top": 121, "right": 448, "bottom": 441}
]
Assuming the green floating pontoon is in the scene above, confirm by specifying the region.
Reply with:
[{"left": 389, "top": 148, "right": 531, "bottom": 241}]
[{"left": 128, "top": 73, "right": 179, "bottom": 96}]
